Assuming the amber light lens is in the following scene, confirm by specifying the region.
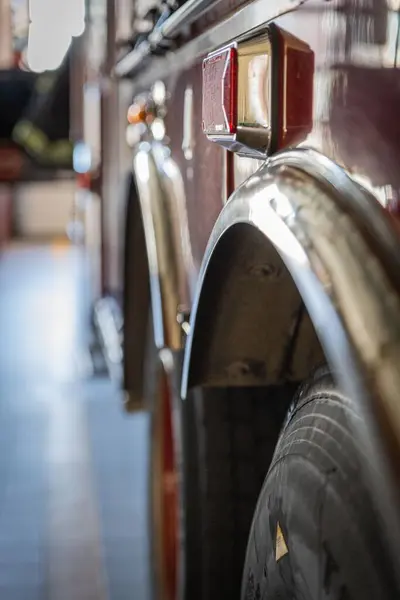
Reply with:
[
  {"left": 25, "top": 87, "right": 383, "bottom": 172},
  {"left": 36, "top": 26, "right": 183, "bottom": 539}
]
[
  {"left": 127, "top": 102, "right": 147, "bottom": 124},
  {"left": 202, "top": 46, "right": 238, "bottom": 135}
]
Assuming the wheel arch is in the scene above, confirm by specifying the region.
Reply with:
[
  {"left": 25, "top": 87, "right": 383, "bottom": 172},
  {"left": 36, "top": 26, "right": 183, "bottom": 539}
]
[
  {"left": 123, "top": 140, "right": 193, "bottom": 409},
  {"left": 181, "top": 148, "right": 400, "bottom": 572},
  {"left": 182, "top": 219, "right": 324, "bottom": 390}
]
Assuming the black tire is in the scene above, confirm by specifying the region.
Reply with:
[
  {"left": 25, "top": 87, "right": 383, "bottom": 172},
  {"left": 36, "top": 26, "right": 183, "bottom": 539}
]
[
  {"left": 178, "top": 382, "right": 297, "bottom": 600},
  {"left": 242, "top": 366, "right": 399, "bottom": 600}
]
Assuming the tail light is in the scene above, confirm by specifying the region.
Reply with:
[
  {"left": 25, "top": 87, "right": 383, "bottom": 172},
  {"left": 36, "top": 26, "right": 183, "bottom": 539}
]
[
  {"left": 202, "top": 46, "right": 237, "bottom": 137},
  {"left": 202, "top": 25, "right": 314, "bottom": 158}
]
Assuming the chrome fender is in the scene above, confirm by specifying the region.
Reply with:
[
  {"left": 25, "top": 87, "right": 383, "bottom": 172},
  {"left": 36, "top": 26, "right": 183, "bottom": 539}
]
[
  {"left": 181, "top": 147, "right": 400, "bottom": 571},
  {"left": 123, "top": 140, "right": 193, "bottom": 407}
]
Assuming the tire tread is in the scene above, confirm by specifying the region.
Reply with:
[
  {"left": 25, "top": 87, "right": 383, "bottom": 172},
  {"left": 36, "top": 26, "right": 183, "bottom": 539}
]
[{"left": 184, "top": 385, "right": 295, "bottom": 599}]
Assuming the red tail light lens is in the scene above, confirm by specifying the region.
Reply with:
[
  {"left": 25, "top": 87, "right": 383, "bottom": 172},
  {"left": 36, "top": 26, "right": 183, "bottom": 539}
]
[{"left": 202, "top": 45, "right": 237, "bottom": 136}]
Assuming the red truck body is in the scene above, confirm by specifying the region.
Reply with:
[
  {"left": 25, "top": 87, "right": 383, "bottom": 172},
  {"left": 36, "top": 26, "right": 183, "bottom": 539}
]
[{"left": 92, "top": 0, "right": 400, "bottom": 598}]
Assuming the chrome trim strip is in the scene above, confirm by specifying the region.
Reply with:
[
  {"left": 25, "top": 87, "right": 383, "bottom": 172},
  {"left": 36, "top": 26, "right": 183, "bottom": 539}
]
[
  {"left": 181, "top": 147, "right": 400, "bottom": 575},
  {"left": 115, "top": 41, "right": 150, "bottom": 78},
  {"left": 154, "top": 0, "right": 219, "bottom": 39},
  {"left": 115, "top": 0, "right": 220, "bottom": 77},
  {"left": 114, "top": 0, "right": 295, "bottom": 82},
  {"left": 133, "top": 141, "right": 194, "bottom": 350}
]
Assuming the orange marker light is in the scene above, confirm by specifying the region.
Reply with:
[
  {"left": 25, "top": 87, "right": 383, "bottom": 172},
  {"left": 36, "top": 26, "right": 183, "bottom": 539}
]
[{"left": 127, "top": 102, "right": 147, "bottom": 125}]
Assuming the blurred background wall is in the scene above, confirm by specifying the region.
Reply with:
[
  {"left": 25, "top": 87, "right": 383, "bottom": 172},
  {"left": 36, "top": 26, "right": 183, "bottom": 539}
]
[
  {"left": 0, "top": 0, "right": 13, "bottom": 69},
  {"left": 13, "top": 180, "right": 75, "bottom": 238}
]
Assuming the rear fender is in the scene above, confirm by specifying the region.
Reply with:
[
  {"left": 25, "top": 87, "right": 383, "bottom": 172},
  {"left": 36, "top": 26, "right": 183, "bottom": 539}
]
[
  {"left": 181, "top": 148, "right": 400, "bottom": 571},
  {"left": 123, "top": 140, "right": 193, "bottom": 408}
]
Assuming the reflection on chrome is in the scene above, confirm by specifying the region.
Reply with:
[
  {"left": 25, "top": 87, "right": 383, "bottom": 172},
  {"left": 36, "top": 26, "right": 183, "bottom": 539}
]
[
  {"left": 136, "top": 146, "right": 151, "bottom": 182},
  {"left": 249, "top": 188, "right": 308, "bottom": 266},
  {"left": 151, "top": 119, "right": 166, "bottom": 141},
  {"left": 133, "top": 141, "right": 194, "bottom": 349}
]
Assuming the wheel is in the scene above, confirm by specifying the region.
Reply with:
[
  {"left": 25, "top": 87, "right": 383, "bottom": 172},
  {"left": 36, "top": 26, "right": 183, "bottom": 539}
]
[
  {"left": 150, "top": 364, "right": 296, "bottom": 600},
  {"left": 242, "top": 366, "right": 398, "bottom": 600},
  {"left": 151, "top": 364, "right": 179, "bottom": 600}
]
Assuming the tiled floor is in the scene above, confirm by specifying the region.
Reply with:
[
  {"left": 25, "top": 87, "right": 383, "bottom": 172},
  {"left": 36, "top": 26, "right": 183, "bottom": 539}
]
[{"left": 0, "top": 244, "right": 151, "bottom": 600}]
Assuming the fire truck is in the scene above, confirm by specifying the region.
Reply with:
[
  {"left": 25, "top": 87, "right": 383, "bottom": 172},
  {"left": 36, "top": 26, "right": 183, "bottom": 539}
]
[{"left": 91, "top": 0, "right": 400, "bottom": 598}]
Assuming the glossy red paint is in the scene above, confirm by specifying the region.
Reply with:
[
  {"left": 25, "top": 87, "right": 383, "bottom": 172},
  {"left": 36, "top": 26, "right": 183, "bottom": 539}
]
[
  {"left": 164, "top": 0, "right": 400, "bottom": 284},
  {"left": 165, "top": 65, "right": 225, "bottom": 274},
  {"left": 273, "top": 1, "right": 400, "bottom": 213},
  {"left": 276, "top": 28, "right": 314, "bottom": 149}
]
